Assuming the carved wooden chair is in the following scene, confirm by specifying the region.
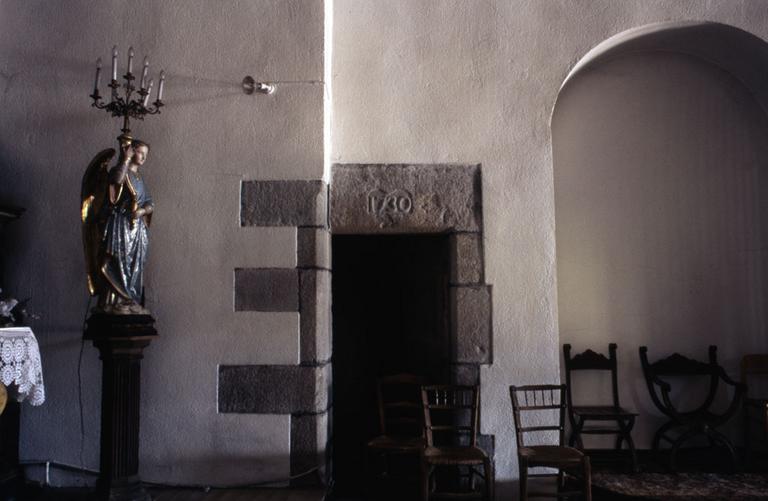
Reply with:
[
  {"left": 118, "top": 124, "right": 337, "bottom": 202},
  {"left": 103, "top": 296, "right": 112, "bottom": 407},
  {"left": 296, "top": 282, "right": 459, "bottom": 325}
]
[
  {"left": 563, "top": 343, "right": 638, "bottom": 472},
  {"left": 420, "top": 385, "right": 493, "bottom": 501},
  {"left": 510, "top": 384, "right": 592, "bottom": 501},
  {"left": 639, "top": 346, "right": 745, "bottom": 471},
  {"left": 366, "top": 374, "right": 425, "bottom": 498},
  {"left": 741, "top": 354, "right": 768, "bottom": 464}
]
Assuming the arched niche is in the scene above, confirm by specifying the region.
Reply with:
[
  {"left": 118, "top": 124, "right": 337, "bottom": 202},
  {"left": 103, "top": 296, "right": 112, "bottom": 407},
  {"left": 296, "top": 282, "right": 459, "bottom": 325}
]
[{"left": 552, "top": 21, "right": 768, "bottom": 447}]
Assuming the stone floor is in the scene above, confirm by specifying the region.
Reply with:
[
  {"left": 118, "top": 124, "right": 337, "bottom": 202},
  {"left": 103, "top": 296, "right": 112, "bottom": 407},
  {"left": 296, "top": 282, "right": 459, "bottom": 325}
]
[{"left": 0, "top": 485, "right": 326, "bottom": 501}]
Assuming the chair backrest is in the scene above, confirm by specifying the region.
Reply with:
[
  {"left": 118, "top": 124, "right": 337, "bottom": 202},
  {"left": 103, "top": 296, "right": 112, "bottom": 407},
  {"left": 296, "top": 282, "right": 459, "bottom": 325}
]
[
  {"left": 741, "top": 354, "right": 768, "bottom": 399},
  {"left": 421, "top": 385, "right": 479, "bottom": 447},
  {"left": 563, "top": 343, "right": 620, "bottom": 409},
  {"left": 639, "top": 345, "right": 720, "bottom": 413},
  {"left": 376, "top": 373, "right": 424, "bottom": 437},
  {"left": 509, "top": 384, "right": 567, "bottom": 449}
]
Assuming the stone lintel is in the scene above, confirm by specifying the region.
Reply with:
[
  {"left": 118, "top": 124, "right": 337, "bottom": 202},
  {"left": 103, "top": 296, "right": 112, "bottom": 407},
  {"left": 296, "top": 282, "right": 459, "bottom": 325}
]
[
  {"left": 299, "top": 269, "right": 332, "bottom": 364},
  {"left": 450, "top": 232, "right": 484, "bottom": 285},
  {"left": 297, "top": 228, "right": 331, "bottom": 270},
  {"left": 451, "top": 285, "right": 492, "bottom": 364},
  {"left": 218, "top": 363, "right": 330, "bottom": 414},
  {"left": 330, "top": 164, "right": 481, "bottom": 234},
  {"left": 241, "top": 180, "right": 327, "bottom": 228},
  {"left": 234, "top": 268, "right": 299, "bottom": 312}
]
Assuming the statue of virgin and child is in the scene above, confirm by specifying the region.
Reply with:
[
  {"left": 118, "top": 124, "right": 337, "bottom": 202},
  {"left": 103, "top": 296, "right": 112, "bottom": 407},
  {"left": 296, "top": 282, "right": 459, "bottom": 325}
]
[{"left": 81, "top": 135, "right": 154, "bottom": 315}]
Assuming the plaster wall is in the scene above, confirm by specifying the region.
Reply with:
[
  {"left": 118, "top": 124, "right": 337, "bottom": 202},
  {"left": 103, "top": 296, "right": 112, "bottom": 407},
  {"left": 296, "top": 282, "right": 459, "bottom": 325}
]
[
  {"left": 0, "top": 0, "right": 325, "bottom": 486},
  {"left": 332, "top": 0, "right": 768, "bottom": 495},
  {"left": 553, "top": 52, "right": 768, "bottom": 446}
]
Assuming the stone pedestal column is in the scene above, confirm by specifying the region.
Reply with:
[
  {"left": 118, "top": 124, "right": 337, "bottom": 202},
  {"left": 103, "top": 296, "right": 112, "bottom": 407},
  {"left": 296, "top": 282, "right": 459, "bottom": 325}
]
[{"left": 84, "top": 313, "right": 157, "bottom": 501}]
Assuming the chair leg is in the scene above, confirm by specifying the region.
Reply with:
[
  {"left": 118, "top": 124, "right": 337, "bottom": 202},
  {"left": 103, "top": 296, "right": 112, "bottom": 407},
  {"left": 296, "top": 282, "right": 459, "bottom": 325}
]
[
  {"left": 519, "top": 457, "right": 528, "bottom": 501},
  {"left": 620, "top": 417, "right": 639, "bottom": 473},
  {"left": 582, "top": 456, "right": 592, "bottom": 501},
  {"left": 421, "top": 460, "right": 431, "bottom": 501},
  {"left": 652, "top": 420, "right": 677, "bottom": 450},
  {"left": 669, "top": 428, "right": 700, "bottom": 472},
  {"left": 708, "top": 428, "right": 740, "bottom": 472},
  {"left": 483, "top": 458, "right": 494, "bottom": 501}
]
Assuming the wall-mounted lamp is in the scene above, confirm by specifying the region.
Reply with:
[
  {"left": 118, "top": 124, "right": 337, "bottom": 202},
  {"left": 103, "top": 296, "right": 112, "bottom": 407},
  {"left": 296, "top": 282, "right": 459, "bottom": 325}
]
[{"left": 242, "top": 76, "right": 275, "bottom": 95}]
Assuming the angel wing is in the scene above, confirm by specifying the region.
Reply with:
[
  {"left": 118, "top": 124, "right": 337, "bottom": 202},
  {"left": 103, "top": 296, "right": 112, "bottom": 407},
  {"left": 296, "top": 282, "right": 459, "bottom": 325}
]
[{"left": 81, "top": 148, "right": 115, "bottom": 296}]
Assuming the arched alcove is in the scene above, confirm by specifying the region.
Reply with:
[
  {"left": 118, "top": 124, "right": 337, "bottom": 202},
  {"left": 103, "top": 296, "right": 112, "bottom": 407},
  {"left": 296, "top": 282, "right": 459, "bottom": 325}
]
[{"left": 553, "top": 21, "right": 768, "bottom": 447}]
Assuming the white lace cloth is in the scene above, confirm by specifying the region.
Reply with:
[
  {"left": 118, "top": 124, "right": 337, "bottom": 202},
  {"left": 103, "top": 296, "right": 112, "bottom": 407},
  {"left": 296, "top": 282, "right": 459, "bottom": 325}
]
[{"left": 0, "top": 327, "right": 45, "bottom": 406}]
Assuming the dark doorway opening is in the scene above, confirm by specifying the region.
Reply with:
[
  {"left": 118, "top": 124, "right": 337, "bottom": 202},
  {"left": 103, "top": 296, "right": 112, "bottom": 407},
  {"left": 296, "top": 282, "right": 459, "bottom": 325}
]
[{"left": 331, "top": 234, "right": 451, "bottom": 497}]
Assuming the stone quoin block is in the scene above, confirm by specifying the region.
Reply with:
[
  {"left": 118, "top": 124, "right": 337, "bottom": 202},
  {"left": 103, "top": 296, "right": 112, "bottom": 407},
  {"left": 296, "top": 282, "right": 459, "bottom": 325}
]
[
  {"left": 218, "top": 363, "right": 331, "bottom": 414},
  {"left": 297, "top": 228, "right": 331, "bottom": 269},
  {"left": 451, "top": 364, "right": 480, "bottom": 386},
  {"left": 330, "top": 164, "right": 482, "bottom": 233},
  {"left": 450, "top": 232, "right": 484, "bottom": 285},
  {"left": 241, "top": 180, "right": 328, "bottom": 227},
  {"left": 451, "top": 285, "right": 492, "bottom": 364},
  {"left": 290, "top": 411, "right": 329, "bottom": 485},
  {"left": 234, "top": 268, "right": 299, "bottom": 312},
  {"left": 299, "top": 269, "right": 332, "bottom": 364}
]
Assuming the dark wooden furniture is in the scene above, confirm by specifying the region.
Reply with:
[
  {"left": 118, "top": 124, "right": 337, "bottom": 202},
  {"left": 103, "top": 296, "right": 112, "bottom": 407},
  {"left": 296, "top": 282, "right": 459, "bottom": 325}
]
[
  {"left": 510, "top": 384, "right": 592, "bottom": 501},
  {"left": 563, "top": 343, "right": 638, "bottom": 472},
  {"left": 366, "top": 374, "right": 425, "bottom": 498},
  {"left": 85, "top": 313, "right": 157, "bottom": 501},
  {"left": 741, "top": 354, "right": 768, "bottom": 464},
  {"left": 420, "top": 385, "right": 493, "bottom": 501},
  {"left": 639, "top": 345, "right": 745, "bottom": 471}
]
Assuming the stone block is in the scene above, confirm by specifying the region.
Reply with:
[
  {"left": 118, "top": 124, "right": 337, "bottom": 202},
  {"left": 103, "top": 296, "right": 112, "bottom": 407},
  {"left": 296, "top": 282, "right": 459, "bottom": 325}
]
[
  {"left": 450, "top": 232, "right": 484, "bottom": 284},
  {"left": 290, "top": 411, "right": 329, "bottom": 485},
  {"left": 451, "top": 364, "right": 480, "bottom": 386},
  {"left": 451, "top": 286, "right": 492, "bottom": 364},
  {"left": 331, "top": 164, "right": 482, "bottom": 233},
  {"left": 297, "top": 228, "right": 331, "bottom": 269},
  {"left": 241, "top": 180, "right": 327, "bottom": 227},
  {"left": 234, "top": 268, "right": 299, "bottom": 312},
  {"left": 299, "top": 269, "right": 332, "bottom": 364},
  {"left": 218, "top": 363, "right": 330, "bottom": 414}
]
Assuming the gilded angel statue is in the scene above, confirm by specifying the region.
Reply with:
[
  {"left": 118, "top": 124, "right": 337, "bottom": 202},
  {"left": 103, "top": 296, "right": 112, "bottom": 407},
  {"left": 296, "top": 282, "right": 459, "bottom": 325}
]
[{"left": 81, "top": 135, "right": 154, "bottom": 314}]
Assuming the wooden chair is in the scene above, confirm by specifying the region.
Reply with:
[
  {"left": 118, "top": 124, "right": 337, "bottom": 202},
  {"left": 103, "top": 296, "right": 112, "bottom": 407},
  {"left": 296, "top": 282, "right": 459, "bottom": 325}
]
[
  {"left": 639, "top": 346, "right": 745, "bottom": 471},
  {"left": 741, "top": 354, "right": 768, "bottom": 464},
  {"left": 420, "top": 385, "right": 493, "bottom": 501},
  {"left": 563, "top": 343, "right": 639, "bottom": 472},
  {"left": 366, "top": 374, "right": 425, "bottom": 498},
  {"left": 510, "top": 384, "right": 591, "bottom": 500}
]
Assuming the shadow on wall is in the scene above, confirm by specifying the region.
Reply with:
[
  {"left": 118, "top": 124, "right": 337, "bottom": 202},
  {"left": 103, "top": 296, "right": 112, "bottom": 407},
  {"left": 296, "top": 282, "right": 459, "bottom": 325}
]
[{"left": 552, "top": 21, "right": 768, "bottom": 449}]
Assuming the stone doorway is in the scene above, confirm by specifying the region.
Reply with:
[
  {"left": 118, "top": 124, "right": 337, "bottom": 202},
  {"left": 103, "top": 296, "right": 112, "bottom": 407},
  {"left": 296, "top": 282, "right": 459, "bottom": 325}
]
[{"left": 329, "top": 164, "right": 494, "bottom": 492}]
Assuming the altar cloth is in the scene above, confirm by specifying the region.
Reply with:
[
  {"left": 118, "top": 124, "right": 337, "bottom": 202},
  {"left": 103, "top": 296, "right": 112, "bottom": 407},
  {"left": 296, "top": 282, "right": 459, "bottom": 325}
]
[{"left": 0, "top": 327, "right": 45, "bottom": 405}]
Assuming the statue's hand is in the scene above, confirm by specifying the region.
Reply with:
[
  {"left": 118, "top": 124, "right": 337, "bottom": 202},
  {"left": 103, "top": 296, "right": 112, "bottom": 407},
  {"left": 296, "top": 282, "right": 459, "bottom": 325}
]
[{"left": 132, "top": 208, "right": 146, "bottom": 220}]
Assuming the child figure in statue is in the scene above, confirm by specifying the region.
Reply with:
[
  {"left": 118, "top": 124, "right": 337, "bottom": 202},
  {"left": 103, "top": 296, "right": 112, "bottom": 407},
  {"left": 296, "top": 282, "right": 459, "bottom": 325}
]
[{"left": 81, "top": 136, "right": 154, "bottom": 314}]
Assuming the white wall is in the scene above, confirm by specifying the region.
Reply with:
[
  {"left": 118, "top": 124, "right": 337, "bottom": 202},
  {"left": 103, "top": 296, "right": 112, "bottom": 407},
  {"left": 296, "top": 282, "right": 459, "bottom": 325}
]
[
  {"left": 554, "top": 51, "right": 768, "bottom": 446},
  {"left": 332, "top": 1, "right": 768, "bottom": 496},
  {"left": 0, "top": 0, "right": 325, "bottom": 486}
]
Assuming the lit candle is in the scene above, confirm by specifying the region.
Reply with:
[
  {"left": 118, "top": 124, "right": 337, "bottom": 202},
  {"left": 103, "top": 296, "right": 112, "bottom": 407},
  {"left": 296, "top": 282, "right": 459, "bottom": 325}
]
[
  {"left": 140, "top": 56, "right": 149, "bottom": 89},
  {"left": 93, "top": 58, "right": 102, "bottom": 94},
  {"left": 127, "top": 46, "right": 134, "bottom": 75},
  {"left": 111, "top": 45, "right": 118, "bottom": 81},
  {"left": 157, "top": 70, "right": 165, "bottom": 101},
  {"left": 143, "top": 78, "right": 153, "bottom": 106}
]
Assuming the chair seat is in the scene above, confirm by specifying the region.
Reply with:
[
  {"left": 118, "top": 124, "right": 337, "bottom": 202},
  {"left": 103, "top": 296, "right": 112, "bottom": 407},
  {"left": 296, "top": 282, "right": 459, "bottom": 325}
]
[
  {"left": 519, "top": 445, "right": 584, "bottom": 466},
  {"left": 367, "top": 434, "right": 425, "bottom": 452},
  {"left": 572, "top": 405, "right": 637, "bottom": 420},
  {"left": 422, "top": 445, "right": 489, "bottom": 465}
]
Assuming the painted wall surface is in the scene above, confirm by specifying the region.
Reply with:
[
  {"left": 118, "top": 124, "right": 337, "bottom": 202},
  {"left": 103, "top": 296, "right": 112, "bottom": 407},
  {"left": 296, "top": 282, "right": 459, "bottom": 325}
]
[
  {"left": 554, "top": 52, "right": 768, "bottom": 446},
  {"left": 0, "top": 0, "right": 325, "bottom": 486},
  {"left": 332, "top": 0, "right": 768, "bottom": 496}
]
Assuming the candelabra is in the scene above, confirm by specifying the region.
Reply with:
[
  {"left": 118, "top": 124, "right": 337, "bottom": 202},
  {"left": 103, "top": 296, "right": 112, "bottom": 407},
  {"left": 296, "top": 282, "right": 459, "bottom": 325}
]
[{"left": 89, "top": 46, "right": 165, "bottom": 136}]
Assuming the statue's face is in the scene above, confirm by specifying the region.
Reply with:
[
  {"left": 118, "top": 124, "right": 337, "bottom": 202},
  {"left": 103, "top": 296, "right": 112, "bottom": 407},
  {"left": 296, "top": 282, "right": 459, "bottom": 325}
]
[{"left": 133, "top": 145, "right": 149, "bottom": 166}]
